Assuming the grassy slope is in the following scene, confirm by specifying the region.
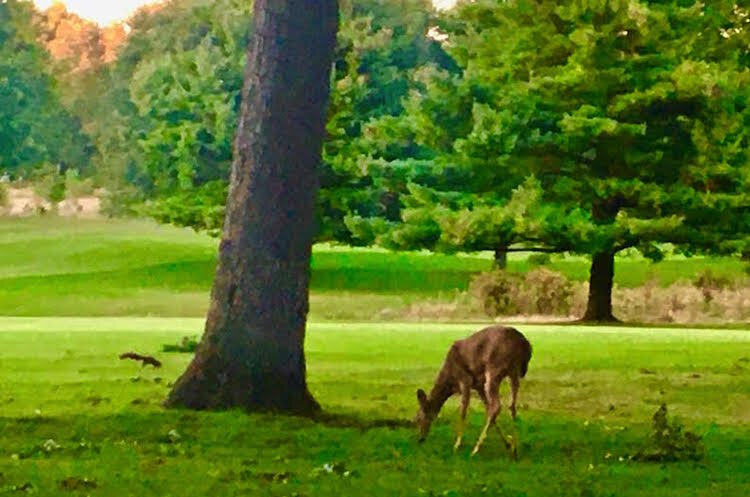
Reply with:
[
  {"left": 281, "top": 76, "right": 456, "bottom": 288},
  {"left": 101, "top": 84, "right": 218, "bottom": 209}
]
[
  {"left": 0, "top": 319, "right": 748, "bottom": 496},
  {"left": 0, "top": 217, "right": 745, "bottom": 318}
]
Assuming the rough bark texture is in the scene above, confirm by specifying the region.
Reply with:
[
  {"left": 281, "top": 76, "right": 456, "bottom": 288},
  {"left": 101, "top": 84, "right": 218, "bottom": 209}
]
[
  {"left": 165, "top": 0, "right": 339, "bottom": 415},
  {"left": 582, "top": 251, "right": 618, "bottom": 322}
]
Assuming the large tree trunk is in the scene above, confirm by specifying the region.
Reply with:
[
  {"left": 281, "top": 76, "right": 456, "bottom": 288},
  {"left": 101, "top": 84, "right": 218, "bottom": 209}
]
[
  {"left": 165, "top": 0, "right": 339, "bottom": 415},
  {"left": 581, "top": 251, "right": 618, "bottom": 322}
]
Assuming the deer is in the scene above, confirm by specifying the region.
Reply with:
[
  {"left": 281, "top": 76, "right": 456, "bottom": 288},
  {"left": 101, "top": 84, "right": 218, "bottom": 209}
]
[{"left": 415, "top": 325, "right": 532, "bottom": 456}]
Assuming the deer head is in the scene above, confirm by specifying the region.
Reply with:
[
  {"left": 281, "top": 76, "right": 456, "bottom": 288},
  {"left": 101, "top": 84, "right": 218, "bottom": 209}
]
[{"left": 415, "top": 388, "right": 437, "bottom": 441}]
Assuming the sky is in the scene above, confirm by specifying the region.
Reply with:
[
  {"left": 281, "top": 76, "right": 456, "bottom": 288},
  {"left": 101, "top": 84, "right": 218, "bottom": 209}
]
[
  {"left": 34, "top": 1, "right": 458, "bottom": 26},
  {"left": 33, "top": 0, "right": 155, "bottom": 25}
]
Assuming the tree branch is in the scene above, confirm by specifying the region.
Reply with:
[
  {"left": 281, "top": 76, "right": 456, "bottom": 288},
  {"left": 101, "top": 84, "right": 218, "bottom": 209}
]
[
  {"left": 612, "top": 241, "right": 638, "bottom": 253},
  {"left": 503, "top": 247, "right": 570, "bottom": 253}
]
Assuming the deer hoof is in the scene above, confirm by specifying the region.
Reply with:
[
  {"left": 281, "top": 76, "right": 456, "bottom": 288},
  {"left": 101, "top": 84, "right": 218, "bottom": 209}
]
[{"left": 453, "top": 438, "right": 463, "bottom": 451}]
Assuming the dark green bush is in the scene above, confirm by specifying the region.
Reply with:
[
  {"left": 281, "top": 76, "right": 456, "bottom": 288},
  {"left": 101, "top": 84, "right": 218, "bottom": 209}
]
[
  {"left": 162, "top": 336, "right": 199, "bottom": 353},
  {"left": 633, "top": 404, "right": 704, "bottom": 462},
  {"left": 527, "top": 253, "right": 551, "bottom": 267}
]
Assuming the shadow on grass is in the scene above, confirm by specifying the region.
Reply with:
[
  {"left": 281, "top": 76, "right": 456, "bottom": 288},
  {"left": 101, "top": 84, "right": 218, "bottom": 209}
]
[
  {"left": 312, "top": 411, "right": 413, "bottom": 431},
  {"left": 0, "top": 407, "right": 414, "bottom": 437}
]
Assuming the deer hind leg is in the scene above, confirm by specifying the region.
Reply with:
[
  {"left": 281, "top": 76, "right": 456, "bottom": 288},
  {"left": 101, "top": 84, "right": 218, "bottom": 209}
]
[
  {"left": 471, "top": 372, "right": 503, "bottom": 456},
  {"left": 454, "top": 383, "right": 470, "bottom": 451},
  {"left": 509, "top": 374, "right": 519, "bottom": 420},
  {"left": 508, "top": 373, "right": 520, "bottom": 459}
]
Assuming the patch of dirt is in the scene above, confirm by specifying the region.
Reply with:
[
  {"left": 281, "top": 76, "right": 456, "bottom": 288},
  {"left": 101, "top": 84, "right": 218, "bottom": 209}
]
[{"left": 1, "top": 188, "right": 101, "bottom": 217}]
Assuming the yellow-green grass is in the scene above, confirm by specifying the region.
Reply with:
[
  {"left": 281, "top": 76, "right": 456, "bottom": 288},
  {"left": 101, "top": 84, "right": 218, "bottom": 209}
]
[{"left": 0, "top": 319, "right": 748, "bottom": 496}]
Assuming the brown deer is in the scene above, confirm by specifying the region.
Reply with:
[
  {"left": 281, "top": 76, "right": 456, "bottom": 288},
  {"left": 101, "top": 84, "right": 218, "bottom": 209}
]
[{"left": 415, "top": 325, "right": 532, "bottom": 456}]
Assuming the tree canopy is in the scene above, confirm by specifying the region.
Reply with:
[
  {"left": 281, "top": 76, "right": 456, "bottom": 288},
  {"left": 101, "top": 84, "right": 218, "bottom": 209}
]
[
  {"left": 0, "top": 0, "right": 91, "bottom": 176},
  {"left": 346, "top": 0, "right": 750, "bottom": 320}
]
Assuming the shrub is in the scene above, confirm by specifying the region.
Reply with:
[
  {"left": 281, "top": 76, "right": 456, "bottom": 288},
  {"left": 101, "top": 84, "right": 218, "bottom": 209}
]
[
  {"left": 100, "top": 186, "right": 143, "bottom": 218},
  {"left": 633, "top": 404, "right": 704, "bottom": 462},
  {"left": 520, "top": 268, "right": 574, "bottom": 315},
  {"left": 0, "top": 182, "right": 8, "bottom": 209},
  {"left": 527, "top": 253, "right": 551, "bottom": 267},
  {"left": 162, "top": 336, "right": 199, "bottom": 353},
  {"left": 32, "top": 165, "right": 66, "bottom": 204},
  {"left": 64, "top": 169, "right": 95, "bottom": 198},
  {"left": 470, "top": 268, "right": 575, "bottom": 317},
  {"left": 469, "top": 270, "right": 522, "bottom": 316},
  {"left": 694, "top": 269, "right": 732, "bottom": 304},
  {"left": 694, "top": 269, "right": 732, "bottom": 290}
]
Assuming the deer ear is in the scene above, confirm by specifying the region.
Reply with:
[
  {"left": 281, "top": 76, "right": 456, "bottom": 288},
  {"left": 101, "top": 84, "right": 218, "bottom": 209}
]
[{"left": 417, "top": 389, "right": 427, "bottom": 406}]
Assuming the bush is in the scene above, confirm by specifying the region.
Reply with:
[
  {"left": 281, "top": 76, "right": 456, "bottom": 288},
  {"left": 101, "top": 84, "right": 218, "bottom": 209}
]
[
  {"left": 32, "top": 165, "right": 66, "bottom": 204},
  {"left": 162, "top": 336, "right": 199, "bottom": 353},
  {"left": 0, "top": 182, "right": 8, "bottom": 209},
  {"left": 65, "top": 169, "right": 95, "bottom": 198},
  {"left": 100, "top": 186, "right": 143, "bottom": 218},
  {"left": 527, "top": 253, "right": 551, "bottom": 267},
  {"left": 469, "top": 270, "right": 522, "bottom": 316},
  {"left": 470, "top": 268, "right": 575, "bottom": 317},
  {"left": 694, "top": 269, "right": 732, "bottom": 290},
  {"left": 633, "top": 404, "right": 704, "bottom": 462},
  {"left": 520, "top": 268, "right": 574, "bottom": 315},
  {"left": 694, "top": 269, "right": 733, "bottom": 304}
]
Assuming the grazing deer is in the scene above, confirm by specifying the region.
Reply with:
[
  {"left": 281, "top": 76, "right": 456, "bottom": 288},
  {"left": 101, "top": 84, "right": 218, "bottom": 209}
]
[{"left": 415, "top": 325, "right": 532, "bottom": 456}]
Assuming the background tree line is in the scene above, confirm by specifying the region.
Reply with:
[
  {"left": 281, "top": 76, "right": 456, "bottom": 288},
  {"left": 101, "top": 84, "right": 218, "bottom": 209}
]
[{"left": 1, "top": 0, "right": 748, "bottom": 321}]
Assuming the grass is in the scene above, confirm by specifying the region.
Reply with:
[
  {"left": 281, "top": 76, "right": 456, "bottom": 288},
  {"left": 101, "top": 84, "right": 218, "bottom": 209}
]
[
  {"left": 0, "top": 217, "right": 745, "bottom": 318},
  {"left": 0, "top": 319, "right": 748, "bottom": 496}
]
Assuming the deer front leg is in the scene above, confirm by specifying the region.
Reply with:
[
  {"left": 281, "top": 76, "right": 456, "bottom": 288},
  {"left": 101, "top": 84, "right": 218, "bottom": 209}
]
[
  {"left": 454, "top": 384, "right": 470, "bottom": 451},
  {"left": 471, "top": 374, "right": 501, "bottom": 456}
]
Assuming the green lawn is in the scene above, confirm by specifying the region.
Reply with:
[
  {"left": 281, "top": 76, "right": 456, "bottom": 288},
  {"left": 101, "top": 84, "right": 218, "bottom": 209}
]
[
  {"left": 0, "top": 217, "right": 744, "bottom": 319},
  {"left": 0, "top": 319, "right": 748, "bottom": 496}
]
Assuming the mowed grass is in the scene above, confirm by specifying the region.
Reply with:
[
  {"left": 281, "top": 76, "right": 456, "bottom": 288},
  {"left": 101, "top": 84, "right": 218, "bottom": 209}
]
[
  {"left": 0, "top": 319, "right": 748, "bottom": 496},
  {"left": 0, "top": 217, "right": 745, "bottom": 318}
]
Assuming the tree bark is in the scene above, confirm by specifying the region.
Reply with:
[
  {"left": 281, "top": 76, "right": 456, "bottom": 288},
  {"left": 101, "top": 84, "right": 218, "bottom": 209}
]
[
  {"left": 493, "top": 246, "right": 508, "bottom": 269},
  {"left": 165, "top": 0, "right": 339, "bottom": 415},
  {"left": 581, "top": 251, "right": 618, "bottom": 322}
]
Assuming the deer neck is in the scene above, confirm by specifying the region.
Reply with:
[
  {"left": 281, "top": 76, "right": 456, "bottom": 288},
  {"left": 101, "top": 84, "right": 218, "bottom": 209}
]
[{"left": 427, "top": 368, "right": 454, "bottom": 415}]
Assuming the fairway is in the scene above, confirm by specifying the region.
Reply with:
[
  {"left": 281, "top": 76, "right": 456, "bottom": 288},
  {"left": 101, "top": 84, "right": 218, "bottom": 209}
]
[
  {"left": 1, "top": 318, "right": 748, "bottom": 496},
  {"left": 0, "top": 218, "right": 744, "bottom": 320}
]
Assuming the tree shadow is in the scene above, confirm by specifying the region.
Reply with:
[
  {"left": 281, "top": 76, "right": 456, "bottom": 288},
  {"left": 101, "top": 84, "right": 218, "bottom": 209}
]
[
  {"left": 311, "top": 411, "right": 413, "bottom": 431},
  {"left": 0, "top": 408, "right": 414, "bottom": 436}
]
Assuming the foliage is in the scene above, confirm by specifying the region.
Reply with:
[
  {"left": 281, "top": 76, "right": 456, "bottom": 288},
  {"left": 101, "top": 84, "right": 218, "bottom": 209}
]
[
  {"left": 633, "top": 404, "right": 705, "bottom": 462},
  {"left": 523, "top": 268, "right": 575, "bottom": 315},
  {"left": 469, "top": 268, "right": 575, "bottom": 317},
  {"left": 527, "top": 253, "right": 552, "bottom": 267},
  {"left": 88, "top": 0, "right": 452, "bottom": 238},
  {"left": 162, "top": 336, "right": 199, "bottom": 353},
  {"left": 469, "top": 270, "right": 522, "bottom": 316},
  {"left": 64, "top": 168, "right": 95, "bottom": 198},
  {"left": 350, "top": 0, "right": 750, "bottom": 319},
  {"left": 0, "top": 0, "right": 92, "bottom": 176},
  {"left": 0, "top": 182, "right": 8, "bottom": 208},
  {"left": 694, "top": 269, "right": 733, "bottom": 291},
  {"left": 31, "top": 164, "right": 67, "bottom": 204},
  {"left": 143, "top": 180, "right": 227, "bottom": 236}
]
